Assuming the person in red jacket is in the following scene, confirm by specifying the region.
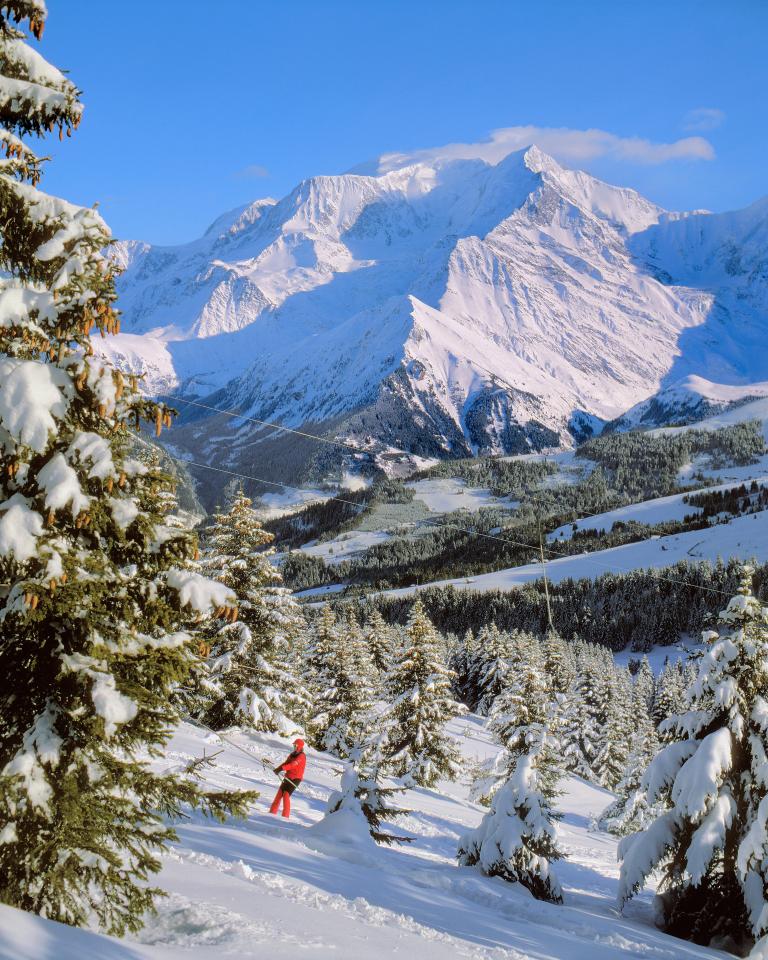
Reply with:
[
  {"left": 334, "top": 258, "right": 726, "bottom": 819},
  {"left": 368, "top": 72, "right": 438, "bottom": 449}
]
[{"left": 269, "top": 738, "right": 307, "bottom": 818}]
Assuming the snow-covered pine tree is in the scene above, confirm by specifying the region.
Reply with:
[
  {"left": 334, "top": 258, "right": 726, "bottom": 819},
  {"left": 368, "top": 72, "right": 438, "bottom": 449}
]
[
  {"left": 656, "top": 603, "right": 680, "bottom": 648},
  {"left": 458, "top": 695, "right": 564, "bottom": 903},
  {"left": 195, "top": 487, "right": 309, "bottom": 734},
  {"left": 341, "top": 606, "right": 377, "bottom": 701},
  {"left": 618, "top": 569, "right": 768, "bottom": 953},
  {"left": 133, "top": 445, "right": 190, "bottom": 532},
  {"left": 450, "top": 627, "right": 476, "bottom": 704},
  {"left": 0, "top": 5, "right": 254, "bottom": 934},
  {"left": 381, "top": 599, "right": 464, "bottom": 787},
  {"left": 651, "top": 659, "right": 685, "bottom": 727},
  {"left": 307, "top": 606, "right": 375, "bottom": 758},
  {"left": 542, "top": 628, "right": 575, "bottom": 697},
  {"left": 560, "top": 645, "right": 605, "bottom": 780},
  {"left": 474, "top": 630, "right": 562, "bottom": 803},
  {"left": 598, "top": 678, "right": 661, "bottom": 836},
  {"left": 315, "top": 737, "right": 410, "bottom": 846},
  {"left": 305, "top": 603, "right": 338, "bottom": 690},
  {"left": 633, "top": 655, "right": 655, "bottom": 715},
  {"left": 363, "top": 607, "right": 393, "bottom": 679},
  {"left": 593, "top": 666, "right": 633, "bottom": 789},
  {"left": 475, "top": 624, "right": 511, "bottom": 716}
]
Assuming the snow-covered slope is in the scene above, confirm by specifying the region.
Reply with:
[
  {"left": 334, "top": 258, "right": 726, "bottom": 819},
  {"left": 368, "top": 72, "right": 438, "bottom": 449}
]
[
  {"left": 102, "top": 144, "right": 768, "bottom": 492},
  {"left": 0, "top": 718, "right": 729, "bottom": 960},
  {"left": 382, "top": 508, "right": 768, "bottom": 600},
  {"left": 613, "top": 377, "right": 768, "bottom": 431},
  {"left": 548, "top": 475, "right": 768, "bottom": 541}
]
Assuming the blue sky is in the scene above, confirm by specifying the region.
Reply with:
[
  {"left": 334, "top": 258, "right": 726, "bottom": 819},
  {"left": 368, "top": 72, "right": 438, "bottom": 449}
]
[{"left": 39, "top": 0, "right": 767, "bottom": 245}]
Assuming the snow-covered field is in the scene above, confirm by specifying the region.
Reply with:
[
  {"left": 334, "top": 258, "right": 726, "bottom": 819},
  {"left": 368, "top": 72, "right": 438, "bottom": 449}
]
[
  {"left": 407, "top": 478, "right": 519, "bottom": 514},
  {"left": 297, "top": 530, "right": 392, "bottom": 565},
  {"left": 252, "top": 488, "right": 331, "bottom": 520},
  {"left": 292, "top": 582, "right": 348, "bottom": 599},
  {"left": 548, "top": 491, "right": 703, "bottom": 541},
  {"left": 660, "top": 397, "right": 768, "bottom": 487},
  {"left": 548, "top": 477, "right": 768, "bottom": 542},
  {"left": 613, "top": 640, "right": 702, "bottom": 674},
  {"left": 383, "top": 509, "right": 768, "bottom": 598},
  {"left": 0, "top": 717, "right": 727, "bottom": 960},
  {"left": 678, "top": 452, "right": 768, "bottom": 487}
]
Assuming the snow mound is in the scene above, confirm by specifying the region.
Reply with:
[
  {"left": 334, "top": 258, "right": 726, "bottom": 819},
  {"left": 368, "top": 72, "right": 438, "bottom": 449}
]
[
  {"left": 0, "top": 903, "right": 145, "bottom": 960},
  {"left": 303, "top": 805, "right": 380, "bottom": 865}
]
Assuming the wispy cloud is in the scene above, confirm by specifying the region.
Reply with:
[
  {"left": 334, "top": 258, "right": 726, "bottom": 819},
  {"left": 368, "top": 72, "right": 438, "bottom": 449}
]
[
  {"left": 682, "top": 107, "right": 725, "bottom": 132},
  {"left": 377, "top": 125, "right": 715, "bottom": 173},
  {"left": 234, "top": 163, "right": 270, "bottom": 179}
]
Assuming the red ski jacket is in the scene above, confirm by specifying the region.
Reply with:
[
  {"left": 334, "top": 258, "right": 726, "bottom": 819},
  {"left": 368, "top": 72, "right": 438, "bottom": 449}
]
[{"left": 277, "top": 749, "right": 306, "bottom": 783}]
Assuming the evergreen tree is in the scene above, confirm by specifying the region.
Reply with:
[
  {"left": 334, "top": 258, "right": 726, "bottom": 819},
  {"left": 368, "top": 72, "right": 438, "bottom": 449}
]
[
  {"left": 0, "top": 5, "right": 254, "bottom": 933},
  {"left": 475, "top": 624, "right": 511, "bottom": 715},
  {"left": 633, "top": 655, "right": 655, "bottom": 715},
  {"left": 307, "top": 606, "right": 375, "bottom": 758},
  {"left": 451, "top": 627, "right": 476, "bottom": 703},
  {"left": 593, "top": 667, "right": 633, "bottom": 789},
  {"left": 195, "top": 488, "right": 309, "bottom": 733},
  {"left": 363, "top": 607, "right": 393, "bottom": 679},
  {"left": 618, "top": 569, "right": 768, "bottom": 953},
  {"left": 341, "top": 606, "right": 377, "bottom": 699},
  {"left": 458, "top": 708, "right": 564, "bottom": 903},
  {"left": 475, "top": 630, "right": 562, "bottom": 802},
  {"left": 560, "top": 648, "right": 604, "bottom": 780},
  {"left": 542, "top": 628, "right": 575, "bottom": 696},
  {"left": 598, "top": 680, "right": 661, "bottom": 836},
  {"left": 381, "top": 599, "right": 464, "bottom": 787},
  {"left": 316, "top": 738, "right": 410, "bottom": 846},
  {"left": 652, "top": 659, "right": 685, "bottom": 727},
  {"left": 656, "top": 604, "right": 680, "bottom": 647},
  {"left": 305, "top": 604, "right": 338, "bottom": 690}
]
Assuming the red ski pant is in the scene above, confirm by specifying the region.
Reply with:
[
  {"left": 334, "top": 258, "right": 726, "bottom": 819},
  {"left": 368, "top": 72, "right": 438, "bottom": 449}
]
[{"left": 269, "top": 782, "right": 295, "bottom": 817}]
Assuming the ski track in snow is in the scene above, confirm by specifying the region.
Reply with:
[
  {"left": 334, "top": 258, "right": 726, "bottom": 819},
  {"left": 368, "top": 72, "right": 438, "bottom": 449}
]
[{"left": 0, "top": 719, "right": 731, "bottom": 959}]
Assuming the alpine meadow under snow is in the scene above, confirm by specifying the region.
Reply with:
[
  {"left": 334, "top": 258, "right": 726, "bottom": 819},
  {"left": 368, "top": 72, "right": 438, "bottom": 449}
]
[{"left": 3, "top": 2, "right": 768, "bottom": 960}]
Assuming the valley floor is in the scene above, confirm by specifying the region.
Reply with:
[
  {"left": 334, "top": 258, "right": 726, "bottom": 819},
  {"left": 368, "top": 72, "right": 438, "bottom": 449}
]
[{"left": 0, "top": 718, "right": 729, "bottom": 960}]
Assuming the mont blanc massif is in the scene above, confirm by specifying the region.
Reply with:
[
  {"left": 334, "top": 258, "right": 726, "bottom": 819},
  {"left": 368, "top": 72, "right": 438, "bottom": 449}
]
[{"left": 103, "top": 143, "right": 768, "bottom": 495}]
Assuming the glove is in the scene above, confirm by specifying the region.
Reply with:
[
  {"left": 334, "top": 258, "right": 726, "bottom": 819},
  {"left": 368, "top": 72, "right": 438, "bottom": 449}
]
[{"left": 273, "top": 766, "right": 282, "bottom": 775}]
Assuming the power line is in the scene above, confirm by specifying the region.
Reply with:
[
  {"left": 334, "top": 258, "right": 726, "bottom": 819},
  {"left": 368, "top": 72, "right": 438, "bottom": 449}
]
[
  {"left": 164, "top": 450, "right": 737, "bottom": 600},
  {"left": 14, "top": 352, "right": 746, "bottom": 600},
  {"left": 161, "top": 392, "right": 364, "bottom": 454},
  {"left": 155, "top": 394, "right": 741, "bottom": 598}
]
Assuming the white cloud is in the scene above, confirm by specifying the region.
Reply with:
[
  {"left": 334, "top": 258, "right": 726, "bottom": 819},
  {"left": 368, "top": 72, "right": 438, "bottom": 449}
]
[
  {"left": 234, "top": 163, "right": 270, "bottom": 179},
  {"left": 377, "top": 125, "right": 715, "bottom": 174},
  {"left": 682, "top": 107, "right": 726, "bottom": 132}
]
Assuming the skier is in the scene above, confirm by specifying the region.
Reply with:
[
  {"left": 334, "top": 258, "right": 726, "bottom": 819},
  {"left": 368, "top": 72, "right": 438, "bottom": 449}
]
[{"left": 269, "top": 738, "right": 307, "bottom": 818}]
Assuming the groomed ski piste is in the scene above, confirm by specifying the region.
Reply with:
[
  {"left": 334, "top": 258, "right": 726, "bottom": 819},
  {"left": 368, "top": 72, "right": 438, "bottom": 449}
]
[{"left": 0, "top": 716, "right": 728, "bottom": 960}]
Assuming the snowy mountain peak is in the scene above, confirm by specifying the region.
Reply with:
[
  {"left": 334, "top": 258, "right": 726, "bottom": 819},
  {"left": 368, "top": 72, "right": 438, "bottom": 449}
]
[
  {"left": 203, "top": 197, "right": 278, "bottom": 241},
  {"left": 100, "top": 143, "right": 768, "bottom": 493}
]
